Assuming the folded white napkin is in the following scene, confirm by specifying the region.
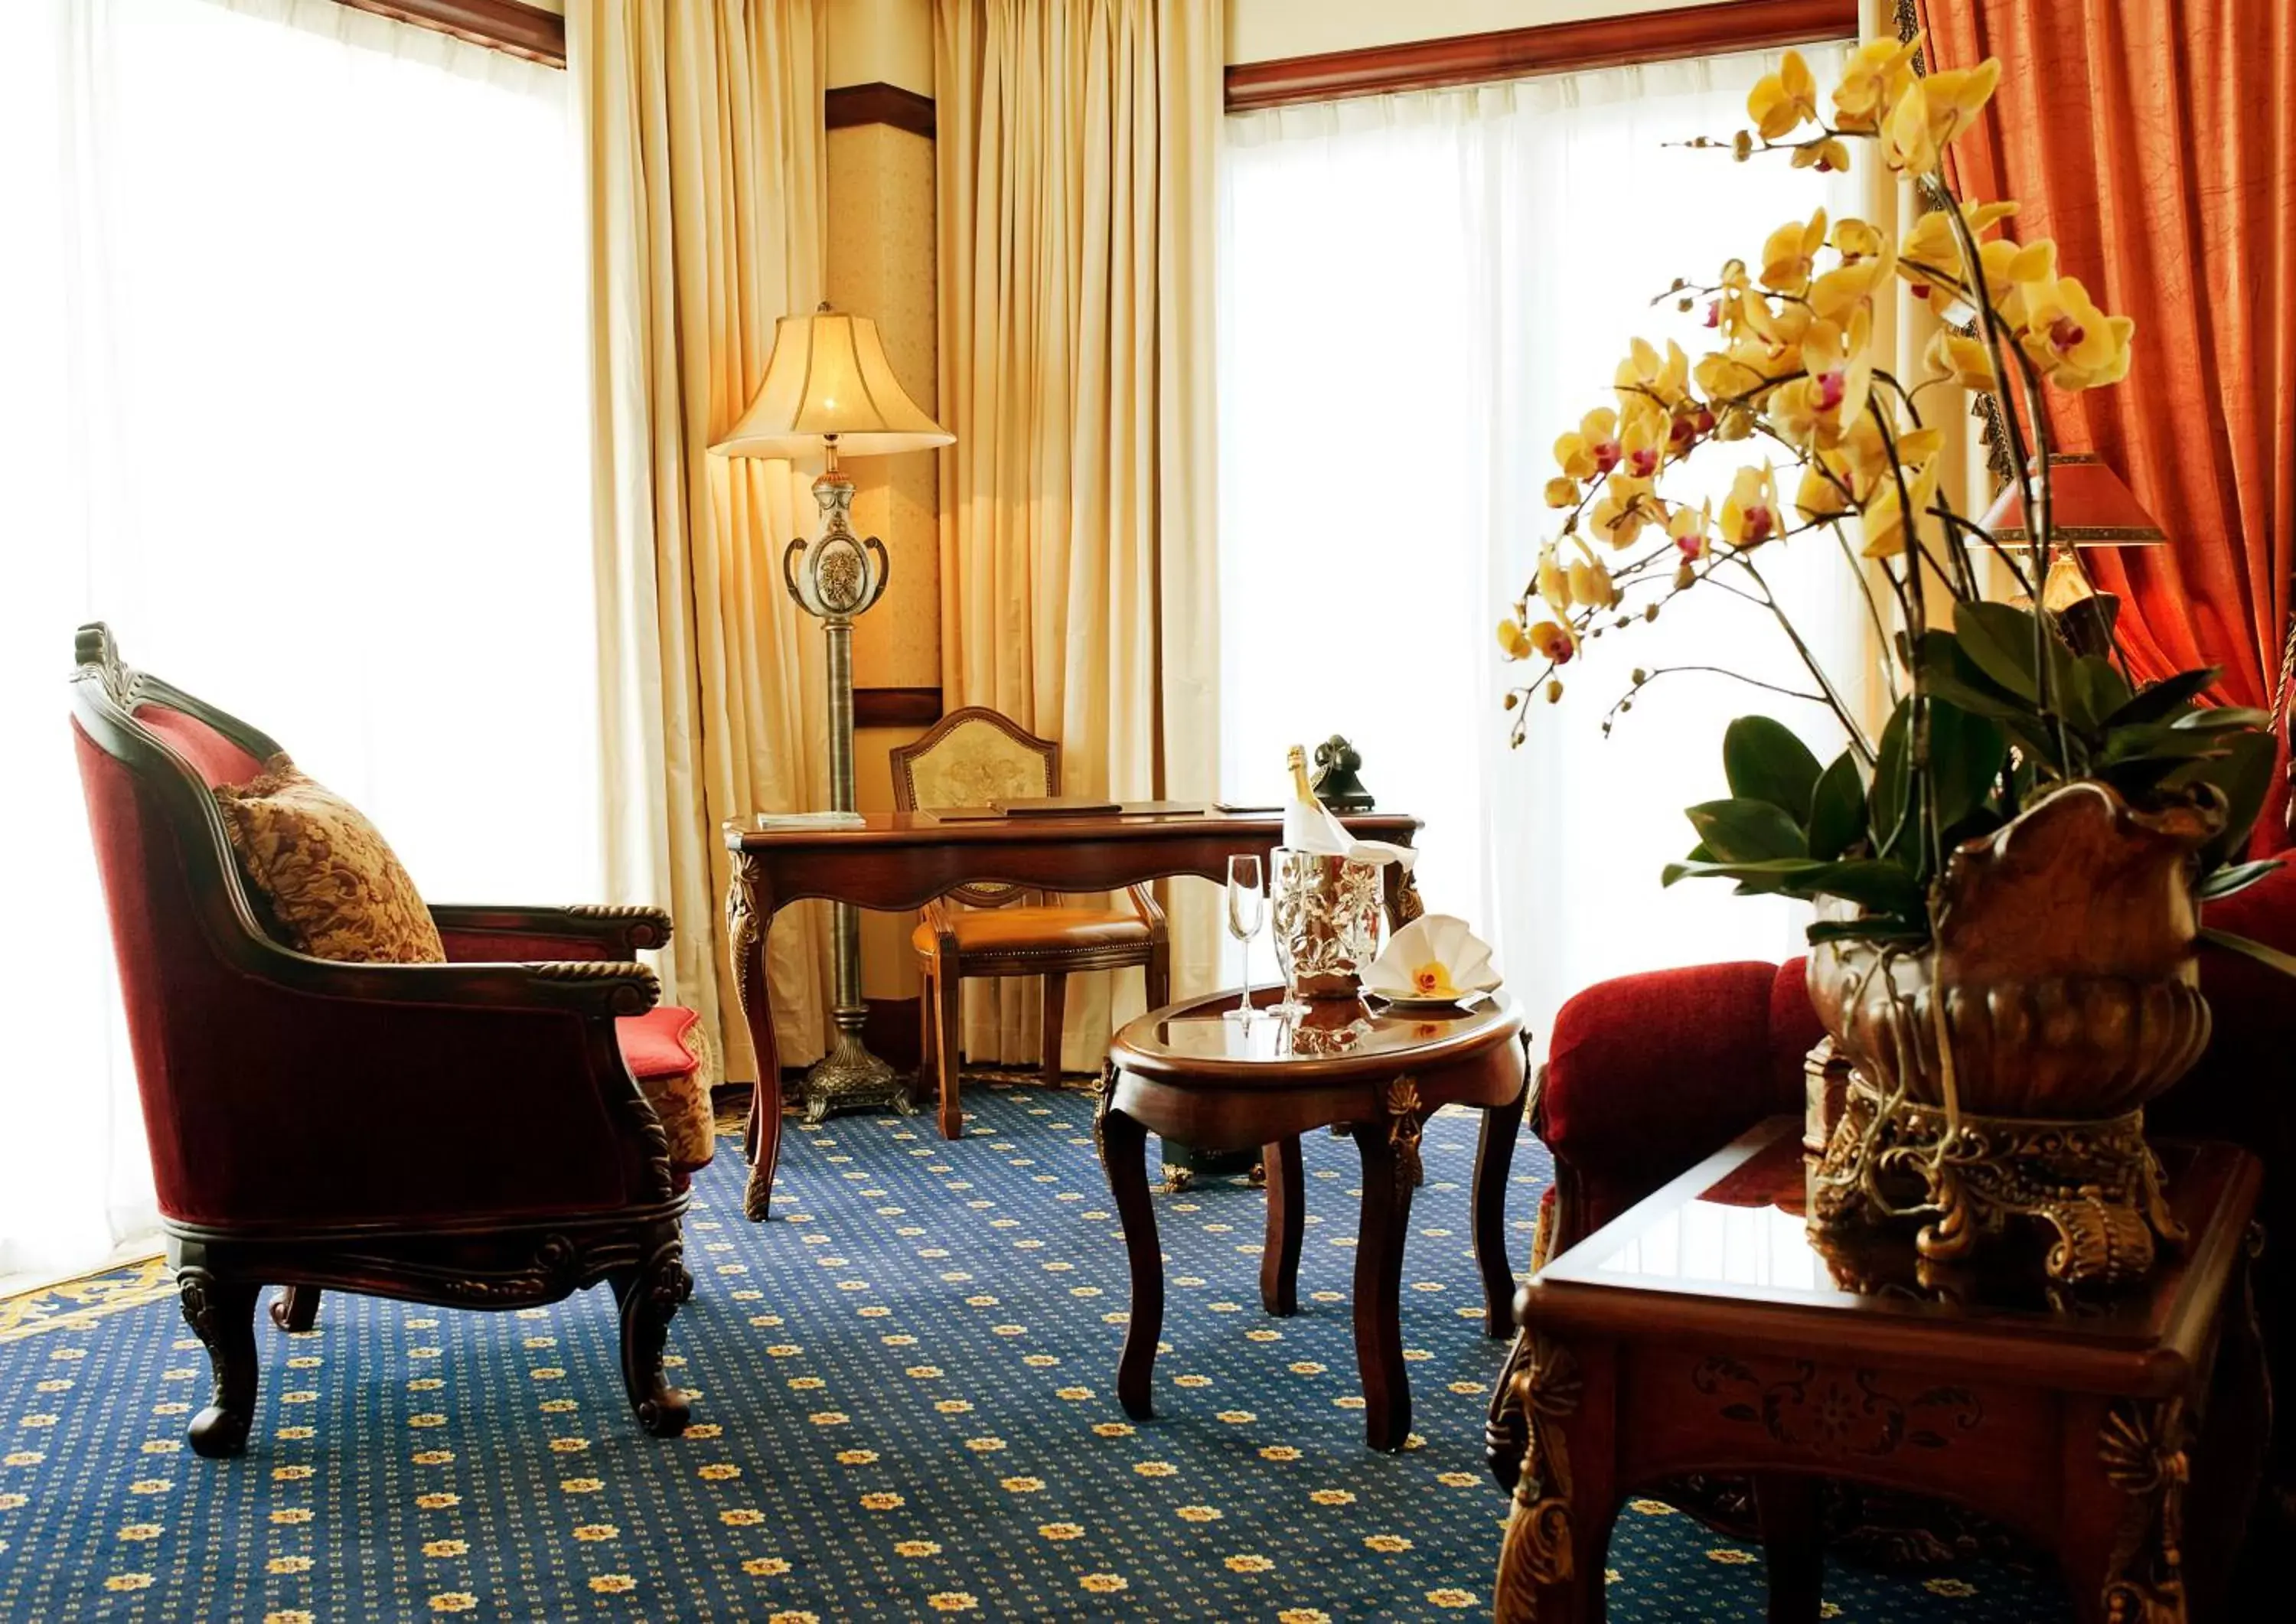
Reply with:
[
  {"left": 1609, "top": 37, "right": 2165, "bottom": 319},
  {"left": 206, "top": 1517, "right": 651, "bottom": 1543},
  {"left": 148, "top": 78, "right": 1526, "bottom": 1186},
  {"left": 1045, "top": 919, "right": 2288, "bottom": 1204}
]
[{"left": 1362, "top": 914, "right": 1500, "bottom": 1000}]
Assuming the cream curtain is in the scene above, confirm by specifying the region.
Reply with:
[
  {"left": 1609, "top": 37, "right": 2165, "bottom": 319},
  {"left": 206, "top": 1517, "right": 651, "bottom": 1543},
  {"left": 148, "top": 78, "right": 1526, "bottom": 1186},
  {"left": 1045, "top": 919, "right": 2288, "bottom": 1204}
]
[
  {"left": 569, "top": 0, "right": 835, "bottom": 1077},
  {"left": 934, "top": 0, "right": 1224, "bottom": 1071}
]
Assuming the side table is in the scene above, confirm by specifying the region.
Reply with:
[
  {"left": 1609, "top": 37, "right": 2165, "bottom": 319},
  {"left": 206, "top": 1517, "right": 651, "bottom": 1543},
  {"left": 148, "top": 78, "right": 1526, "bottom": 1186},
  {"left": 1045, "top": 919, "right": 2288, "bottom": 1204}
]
[
  {"left": 1490, "top": 1117, "right": 2268, "bottom": 1623},
  {"left": 1097, "top": 990, "right": 1528, "bottom": 1451}
]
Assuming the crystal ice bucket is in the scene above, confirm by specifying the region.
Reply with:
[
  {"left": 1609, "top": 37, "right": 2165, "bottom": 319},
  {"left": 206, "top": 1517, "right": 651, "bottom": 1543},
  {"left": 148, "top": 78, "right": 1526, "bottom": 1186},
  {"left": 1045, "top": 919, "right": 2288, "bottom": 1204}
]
[{"left": 1271, "top": 847, "right": 1384, "bottom": 1000}]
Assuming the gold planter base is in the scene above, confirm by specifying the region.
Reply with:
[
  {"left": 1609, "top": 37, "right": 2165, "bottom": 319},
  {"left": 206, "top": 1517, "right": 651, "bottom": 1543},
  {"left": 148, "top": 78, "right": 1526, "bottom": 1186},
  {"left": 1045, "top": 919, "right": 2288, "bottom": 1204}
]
[{"left": 1808, "top": 1078, "right": 2185, "bottom": 1288}]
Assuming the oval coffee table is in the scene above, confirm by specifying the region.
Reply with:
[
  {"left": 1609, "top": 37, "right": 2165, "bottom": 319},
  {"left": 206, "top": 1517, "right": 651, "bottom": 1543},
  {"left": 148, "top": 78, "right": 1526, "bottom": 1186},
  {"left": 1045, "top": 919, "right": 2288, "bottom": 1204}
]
[{"left": 1096, "top": 988, "right": 1528, "bottom": 1450}]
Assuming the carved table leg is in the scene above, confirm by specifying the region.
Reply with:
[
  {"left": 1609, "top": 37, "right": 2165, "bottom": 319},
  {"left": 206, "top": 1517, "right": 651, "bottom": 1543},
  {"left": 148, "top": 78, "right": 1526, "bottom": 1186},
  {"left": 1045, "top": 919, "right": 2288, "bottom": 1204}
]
[
  {"left": 1261, "top": 1136, "right": 1304, "bottom": 1317},
  {"left": 611, "top": 1221, "right": 693, "bottom": 1438},
  {"left": 1753, "top": 1472, "right": 1824, "bottom": 1624},
  {"left": 269, "top": 1285, "right": 321, "bottom": 1334},
  {"left": 1350, "top": 1115, "right": 1416, "bottom": 1452},
  {"left": 1495, "top": 1335, "right": 1614, "bottom": 1624},
  {"left": 1475, "top": 1075, "right": 1528, "bottom": 1336},
  {"left": 1101, "top": 1102, "right": 1163, "bottom": 1421},
  {"left": 728, "top": 856, "right": 786, "bottom": 1221},
  {"left": 175, "top": 1263, "right": 261, "bottom": 1459},
  {"left": 2061, "top": 1392, "right": 2193, "bottom": 1624}
]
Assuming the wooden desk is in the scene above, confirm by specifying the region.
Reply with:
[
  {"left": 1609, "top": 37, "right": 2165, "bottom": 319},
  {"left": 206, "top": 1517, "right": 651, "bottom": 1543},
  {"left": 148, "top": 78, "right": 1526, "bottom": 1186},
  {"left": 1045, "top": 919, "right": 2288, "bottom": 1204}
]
[
  {"left": 1099, "top": 989, "right": 1527, "bottom": 1451},
  {"left": 722, "top": 807, "right": 1422, "bottom": 1220},
  {"left": 1491, "top": 1119, "right": 2268, "bottom": 1624}
]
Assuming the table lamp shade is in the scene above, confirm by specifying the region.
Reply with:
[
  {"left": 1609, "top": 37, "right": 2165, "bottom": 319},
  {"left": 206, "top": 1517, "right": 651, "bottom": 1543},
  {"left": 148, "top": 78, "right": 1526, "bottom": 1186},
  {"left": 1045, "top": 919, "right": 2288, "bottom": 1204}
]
[
  {"left": 1978, "top": 453, "right": 2165, "bottom": 546},
  {"left": 711, "top": 306, "right": 952, "bottom": 459}
]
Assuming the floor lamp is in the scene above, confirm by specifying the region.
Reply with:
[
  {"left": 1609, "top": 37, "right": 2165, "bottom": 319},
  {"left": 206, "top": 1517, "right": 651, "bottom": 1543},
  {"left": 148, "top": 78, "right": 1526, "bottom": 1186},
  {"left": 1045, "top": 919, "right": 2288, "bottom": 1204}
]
[{"left": 712, "top": 303, "right": 953, "bottom": 1119}]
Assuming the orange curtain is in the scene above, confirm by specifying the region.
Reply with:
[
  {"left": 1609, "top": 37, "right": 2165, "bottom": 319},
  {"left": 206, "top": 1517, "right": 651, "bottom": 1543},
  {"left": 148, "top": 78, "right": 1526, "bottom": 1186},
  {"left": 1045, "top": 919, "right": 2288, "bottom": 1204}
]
[{"left": 1918, "top": 0, "right": 2295, "bottom": 847}]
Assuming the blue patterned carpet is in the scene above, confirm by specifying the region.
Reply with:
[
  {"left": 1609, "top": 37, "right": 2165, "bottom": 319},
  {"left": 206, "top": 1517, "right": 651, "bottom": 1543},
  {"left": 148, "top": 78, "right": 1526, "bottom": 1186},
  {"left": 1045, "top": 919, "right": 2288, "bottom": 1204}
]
[{"left": 0, "top": 1089, "right": 2067, "bottom": 1621}]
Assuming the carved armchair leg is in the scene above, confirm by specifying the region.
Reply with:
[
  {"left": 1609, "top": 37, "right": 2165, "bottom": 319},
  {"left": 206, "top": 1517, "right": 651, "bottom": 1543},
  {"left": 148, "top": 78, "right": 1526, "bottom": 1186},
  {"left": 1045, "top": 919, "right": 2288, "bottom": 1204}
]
[
  {"left": 176, "top": 1265, "right": 262, "bottom": 1459},
  {"left": 610, "top": 1226, "right": 693, "bottom": 1438},
  {"left": 269, "top": 1286, "right": 321, "bottom": 1334}
]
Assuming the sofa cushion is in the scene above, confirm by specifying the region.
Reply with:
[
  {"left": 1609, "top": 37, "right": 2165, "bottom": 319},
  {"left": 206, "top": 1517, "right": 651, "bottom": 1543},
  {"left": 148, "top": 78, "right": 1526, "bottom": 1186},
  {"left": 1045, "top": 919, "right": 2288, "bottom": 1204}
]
[
  {"left": 212, "top": 758, "right": 446, "bottom": 964},
  {"left": 618, "top": 1006, "right": 719, "bottom": 1174}
]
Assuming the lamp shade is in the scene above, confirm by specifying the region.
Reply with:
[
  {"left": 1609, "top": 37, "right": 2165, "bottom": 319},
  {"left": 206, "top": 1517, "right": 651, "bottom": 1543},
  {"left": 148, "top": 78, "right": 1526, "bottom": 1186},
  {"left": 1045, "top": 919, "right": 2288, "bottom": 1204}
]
[
  {"left": 710, "top": 305, "right": 952, "bottom": 460},
  {"left": 1978, "top": 452, "right": 2164, "bottom": 547}
]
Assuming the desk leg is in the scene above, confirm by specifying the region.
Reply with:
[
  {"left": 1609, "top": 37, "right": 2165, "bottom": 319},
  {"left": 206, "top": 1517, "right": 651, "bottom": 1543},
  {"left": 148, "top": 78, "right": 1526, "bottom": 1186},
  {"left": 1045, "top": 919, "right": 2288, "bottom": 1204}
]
[
  {"left": 1260, "top": 1136, "right": 1304, "bottom": 1317},
  {"left": 1100, "top": 1102, "right": 1163, "bottom": 1421},
  {"left": 1475, "top": 1077, "right": 1528, "bottom": 1336},
  {"left": 1753, "top": 1474, "right": 1824, "bottom": 1624},
  {"left": 1350, "top": 1120, "right": 1414, "bottom": 1452},
  {"left": 728, "top": 856, "right": 785, "bottom": 1222}
]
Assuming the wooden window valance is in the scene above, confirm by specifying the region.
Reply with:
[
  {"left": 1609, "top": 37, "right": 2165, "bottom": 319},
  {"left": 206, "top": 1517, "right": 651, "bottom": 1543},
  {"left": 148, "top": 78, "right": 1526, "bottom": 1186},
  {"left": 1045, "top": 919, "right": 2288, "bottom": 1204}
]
[
  {"left": 331, "top": 0, "right": 566, "bottom": 68},
  {"left": 1224, "top": 0, "right": 1859, "bottom": 113}
]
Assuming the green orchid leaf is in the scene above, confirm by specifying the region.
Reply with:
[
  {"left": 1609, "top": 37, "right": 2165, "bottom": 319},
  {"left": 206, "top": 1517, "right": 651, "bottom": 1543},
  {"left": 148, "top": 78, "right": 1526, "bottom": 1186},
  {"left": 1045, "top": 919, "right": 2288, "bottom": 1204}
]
[
  {"left": 1807, "top": 749, "right": 1867, "bottom": 863},
  {"left": 2102, "top": 667, "right": 2223, "bottom": 729},
  {"left": 2065, "top": 655, "right": 2132, "bottom": 734},
  {"left": 2198, "top": 727, "right": 2278, "bottom": 873},
  {"left": 1684, "top": 797, "right": 1808, "bottom": 864},
  {"left": 1805, "top": 916, "right": 1929, "bottom": 946},
  {"left": 1952, "top": 600, "right": 2046, "bottom": 703},
  {"left": 1869, "top": 700, "right": 1913, "bottom": 860},
  {"left": 2169, "top": 706, "right": 2273, "bottom": 733},
  {"left": 1927, "top": 698, "right": 2009, "bottom": 833},
  {"left": 2198, "top": 926, "right": 2296, "bottom": 979},
  {"left": 1722, "top": 715, "right": 1824, "bottom": 823},
  {"left": 2200, "top": 859, "right": 2284, "bottom": 901},
  {"left": 1915, "top": 631, "right": 2034, "bottom": 726},
  {"left": 1804, "top": 858, "right": 1927, "bottom": 915}
]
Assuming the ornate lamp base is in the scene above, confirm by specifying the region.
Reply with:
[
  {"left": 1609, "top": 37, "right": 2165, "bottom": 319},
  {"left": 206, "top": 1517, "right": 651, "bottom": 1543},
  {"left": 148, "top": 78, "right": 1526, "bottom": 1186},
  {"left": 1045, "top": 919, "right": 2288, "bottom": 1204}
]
[
  {"left": 799, "top": 1029, "right": 916, "bottom": 1124},
  {"left": 1808, "top": 1077, "right": 2184, "bottom": 1288}
]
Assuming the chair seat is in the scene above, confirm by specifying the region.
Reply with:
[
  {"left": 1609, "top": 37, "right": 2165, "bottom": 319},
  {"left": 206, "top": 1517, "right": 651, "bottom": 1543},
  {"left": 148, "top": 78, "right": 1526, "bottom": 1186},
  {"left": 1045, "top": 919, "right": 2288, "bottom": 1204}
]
[
  {"left": 911, "top": 905, "right": 1153, "bottom": 957},
  {"left": 615, "top": 1006, "right": 717, "bottom": 1176}
]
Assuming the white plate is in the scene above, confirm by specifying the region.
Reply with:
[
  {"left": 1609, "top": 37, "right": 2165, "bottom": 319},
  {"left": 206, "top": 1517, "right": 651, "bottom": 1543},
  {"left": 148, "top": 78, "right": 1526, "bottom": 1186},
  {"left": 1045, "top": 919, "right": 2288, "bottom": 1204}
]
[{"left": 1369, "top": 990, "right": 1489, "bottom": 1013}]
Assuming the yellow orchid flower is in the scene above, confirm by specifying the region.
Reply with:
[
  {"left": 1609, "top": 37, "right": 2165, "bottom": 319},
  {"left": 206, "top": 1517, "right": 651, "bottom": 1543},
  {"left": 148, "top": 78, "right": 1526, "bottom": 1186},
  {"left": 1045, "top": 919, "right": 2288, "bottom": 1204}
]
[
  {"left": 1543, "top": 476, "right": 1580, "bottom": 509},
  {"left": 1553, "top": 407, "right": 1620, "bottom": 480},
  {"left": 1832, "top": 217, "right": 1884, "bottom": 263},
  {"left": 1790, "top": 135, "right": 1851, "bottom": 174},
  {"left": 1590, "top": 474, "right": 1654, "bottom": 547},
  {"left": 1528, "top": 620, "right": 1577, "bottom": 664},
  {"left": 1808, "top": 247, "right": 1893, "bottom": 324},
  {"left": 1923, "top": 328, "right": 1998, "bottom": 392},
  {"left": 1568, "top": 556, "right": 1622, "bottom": 611},
  {"left": 1497, "top": 618, "right": 1535, "bottom": 661},
  {"left": 1668, "top": 501, "right": 1711, "bottom": 563},
  {"left": 1746, "top": 49, "right": 1818, "bottom": 142},
  {"left": 1795, "top": 460, "right": 1853, "bottom": 522},
  {"left": 2018, "top": 275, "right": 2135, "bottom": 390},
  {"left": 1616, "top": 399, "right": 1671, "bottom": 479},
  {"left": 1832, "top": 35, "right": 1922, "bottom": 134},
  {"left": 1859, "top": 455, "right": 1942, "bottom": 559},
  {"left": 1720, "top": 465, "right": 1781, "bottom": 549},
  {"left": 1883, "top": 59, "right": 2001, "bottom": 174},
  {"left": 1768, "top": 310, "right": 1872, "bottom": 452},
  {"left": 1616, "top": 337, "right": 1692, "bottom": 409},
  {"left": 1694, "top": 339, "right": 1782, "bottom": 403},
  {"left": 1760, "top": 209, "right": 1828, "bottom": 295}
]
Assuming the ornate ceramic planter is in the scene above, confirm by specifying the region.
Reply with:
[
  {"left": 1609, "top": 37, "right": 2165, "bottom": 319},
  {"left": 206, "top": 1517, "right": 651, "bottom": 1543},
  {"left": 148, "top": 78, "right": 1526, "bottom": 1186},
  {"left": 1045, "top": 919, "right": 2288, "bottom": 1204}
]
[{"left": 1805, "top": 781, "right": 2220, "bottom": 1286}]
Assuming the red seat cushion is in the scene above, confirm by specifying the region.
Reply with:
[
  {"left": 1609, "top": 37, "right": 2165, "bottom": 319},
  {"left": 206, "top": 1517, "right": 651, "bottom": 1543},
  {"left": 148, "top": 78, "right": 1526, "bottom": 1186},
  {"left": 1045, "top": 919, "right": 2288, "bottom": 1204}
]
[{"left": 616, "top": 1006, "right": 716, "bottom": 1176}]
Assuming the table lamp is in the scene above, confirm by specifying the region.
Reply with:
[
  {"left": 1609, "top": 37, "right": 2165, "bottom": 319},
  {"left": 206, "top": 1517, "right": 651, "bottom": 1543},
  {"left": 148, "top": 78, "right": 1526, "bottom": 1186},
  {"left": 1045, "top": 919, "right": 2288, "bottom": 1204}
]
[
  {"left": 712, "top": 302, "right": 953, "bottom": 1119},
  {"left": 1978, "top": 452, "right": 2164, "bottom": 657}
]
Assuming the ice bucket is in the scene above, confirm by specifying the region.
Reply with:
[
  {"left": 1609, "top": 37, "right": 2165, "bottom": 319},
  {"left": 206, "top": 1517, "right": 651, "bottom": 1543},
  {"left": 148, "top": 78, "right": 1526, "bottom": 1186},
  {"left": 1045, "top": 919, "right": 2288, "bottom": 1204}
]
[{"left": 1271, "top": 847, "right": 1384, "bottom": 1001}]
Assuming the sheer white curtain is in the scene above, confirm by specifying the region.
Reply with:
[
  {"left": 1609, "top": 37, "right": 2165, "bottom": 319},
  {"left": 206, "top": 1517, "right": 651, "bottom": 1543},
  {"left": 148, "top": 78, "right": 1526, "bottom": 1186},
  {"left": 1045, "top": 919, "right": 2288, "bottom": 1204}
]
[
  {"left": 1220, "top": 48, "right": 1867, "bottom": 1050},
  {"left": 0, "top": 0, "right": 598, "bottom": 1283}
]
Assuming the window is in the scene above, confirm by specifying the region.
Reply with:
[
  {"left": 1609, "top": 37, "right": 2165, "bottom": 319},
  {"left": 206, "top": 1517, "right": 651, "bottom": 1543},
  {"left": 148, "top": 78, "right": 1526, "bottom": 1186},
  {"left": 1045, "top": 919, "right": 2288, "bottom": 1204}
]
[
  {"left": 0, "top": 0, "right": 596, "bottom": 1280},
  {"left": 1218, "top": 48, "right": 1869, "bottom": 1043}
]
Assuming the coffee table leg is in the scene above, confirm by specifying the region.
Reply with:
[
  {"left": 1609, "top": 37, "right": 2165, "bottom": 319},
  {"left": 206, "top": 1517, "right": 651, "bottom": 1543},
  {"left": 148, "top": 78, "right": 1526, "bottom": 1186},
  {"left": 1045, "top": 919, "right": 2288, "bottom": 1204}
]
[
  {"left": 1101, "top": 1105, "right": 1163, "bottom": 1420},
  {"left": 1753, "top": 1473, "right": 1824, "bottom": 1624},
  {"left": 1349, "top": 1120, "right": 1414, "bottom": 1452},
  {"left": 1474, "top": 1078, "right": 1528, "bottom": 1336},
  {"left": 1260, "top": 1136, "right": 1304, "bottom": 1317}
]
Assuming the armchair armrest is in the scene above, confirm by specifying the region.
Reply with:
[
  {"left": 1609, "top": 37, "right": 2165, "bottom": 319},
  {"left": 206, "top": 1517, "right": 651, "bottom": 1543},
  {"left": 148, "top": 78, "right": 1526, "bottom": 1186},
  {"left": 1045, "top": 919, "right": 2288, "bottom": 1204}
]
[
  {"left": 430, "top": 902, "right": 672, "bottom": 964},
  {"left": 1125, "top": 882, "right": 1169, "bottom": 938},
  {"left": 235, "top": 941, "right": 661, "bottom": 1019}
]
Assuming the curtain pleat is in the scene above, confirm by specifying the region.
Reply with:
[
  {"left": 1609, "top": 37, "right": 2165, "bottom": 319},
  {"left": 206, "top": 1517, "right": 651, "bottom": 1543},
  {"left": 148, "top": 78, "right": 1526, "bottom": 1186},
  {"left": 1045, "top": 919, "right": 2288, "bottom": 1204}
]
[
  {"left": 1919, "top": 0, "right": 2296, "bottom": 847},
  {"left": 934, "top": 0, "right": 1223, "bottom": 1069},
  {"left": 569, "top": 0, "right": 833, "bottom": 1078}
]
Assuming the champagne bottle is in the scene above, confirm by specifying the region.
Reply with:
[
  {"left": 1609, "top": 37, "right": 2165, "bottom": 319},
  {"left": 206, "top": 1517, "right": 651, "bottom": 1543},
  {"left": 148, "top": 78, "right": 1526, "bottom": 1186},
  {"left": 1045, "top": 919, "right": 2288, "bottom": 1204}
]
[{"left": 1282, "top": 744, "right": 1350, "bottom": 853}]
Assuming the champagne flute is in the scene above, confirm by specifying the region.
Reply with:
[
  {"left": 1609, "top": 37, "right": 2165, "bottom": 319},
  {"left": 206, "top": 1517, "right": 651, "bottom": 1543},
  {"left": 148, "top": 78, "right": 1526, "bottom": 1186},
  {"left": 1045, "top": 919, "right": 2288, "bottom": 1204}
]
[{"left": 1224, "top": 853, "right": 1267, "bottom": 1026}]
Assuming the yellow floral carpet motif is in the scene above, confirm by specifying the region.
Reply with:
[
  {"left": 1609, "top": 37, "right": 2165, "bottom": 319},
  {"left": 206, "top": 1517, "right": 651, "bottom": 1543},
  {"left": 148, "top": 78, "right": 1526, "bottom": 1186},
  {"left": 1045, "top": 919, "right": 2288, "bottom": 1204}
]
[{"left": 0, "top": 1091, "right": 2063, "bottom": 1619}]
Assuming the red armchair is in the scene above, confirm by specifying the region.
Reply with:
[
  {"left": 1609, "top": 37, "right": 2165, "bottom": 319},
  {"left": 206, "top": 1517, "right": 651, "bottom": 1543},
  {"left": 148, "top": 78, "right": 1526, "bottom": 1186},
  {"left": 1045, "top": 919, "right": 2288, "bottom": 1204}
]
[
  {"left": 70, "top": 624, "right": 706, "bottom": 1455},
  {"left": 1494, "top": 843, "right": 2296, "bottom": 1499}
]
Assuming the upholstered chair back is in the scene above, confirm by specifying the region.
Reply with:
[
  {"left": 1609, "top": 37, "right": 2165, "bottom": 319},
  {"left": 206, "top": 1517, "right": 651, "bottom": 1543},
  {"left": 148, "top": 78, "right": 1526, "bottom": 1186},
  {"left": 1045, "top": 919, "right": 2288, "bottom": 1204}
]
[
  {"left": 889, "top": 706, "right": 1059, "bottom": 907},
  {"left": 67, "top": 624, "right": 629, "bottom": 1228}
]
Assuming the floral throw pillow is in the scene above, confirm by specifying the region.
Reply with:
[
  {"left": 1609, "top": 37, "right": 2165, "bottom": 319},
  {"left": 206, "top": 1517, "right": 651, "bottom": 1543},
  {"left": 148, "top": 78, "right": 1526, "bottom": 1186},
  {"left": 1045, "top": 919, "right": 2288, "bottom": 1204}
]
[{"left": 213, "top": 757, "right": 445, "bottom": 964}]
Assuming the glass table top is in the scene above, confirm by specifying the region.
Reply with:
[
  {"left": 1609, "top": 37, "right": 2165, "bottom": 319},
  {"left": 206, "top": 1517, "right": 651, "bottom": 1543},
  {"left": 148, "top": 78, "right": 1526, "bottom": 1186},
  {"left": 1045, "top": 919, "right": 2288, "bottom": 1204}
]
[
  {"left": 1131, "top": 992, "right": 1516, "bottom": 1065},
  {"left": 1534, "top": 1122, "right": 2217, "bottom": 1341}
]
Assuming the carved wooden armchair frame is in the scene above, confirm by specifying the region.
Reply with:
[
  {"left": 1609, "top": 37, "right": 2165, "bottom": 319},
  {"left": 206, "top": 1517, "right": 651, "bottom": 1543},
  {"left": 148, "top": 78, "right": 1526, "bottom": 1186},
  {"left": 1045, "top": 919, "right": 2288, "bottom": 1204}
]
[
  {"left": 68, "top": 623, "right": 693, "bottom": 1456},
  {"left": 890, "top": 705, "right": 1170, "bottom": 1137}
]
